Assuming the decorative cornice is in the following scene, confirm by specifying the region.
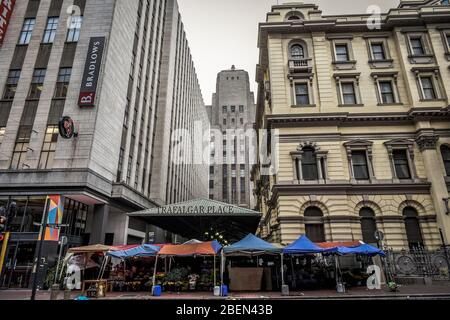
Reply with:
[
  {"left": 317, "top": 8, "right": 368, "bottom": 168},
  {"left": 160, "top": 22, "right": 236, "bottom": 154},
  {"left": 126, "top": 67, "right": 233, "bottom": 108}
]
[{"left": 415, "top": 130, "right": 440, "bottom": 151}]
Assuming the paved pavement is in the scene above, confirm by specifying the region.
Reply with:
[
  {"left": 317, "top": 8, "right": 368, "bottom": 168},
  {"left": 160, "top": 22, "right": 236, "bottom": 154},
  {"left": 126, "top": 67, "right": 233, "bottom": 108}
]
[{"left": 1, "top": 284, "right": 450, "bottom": 300}]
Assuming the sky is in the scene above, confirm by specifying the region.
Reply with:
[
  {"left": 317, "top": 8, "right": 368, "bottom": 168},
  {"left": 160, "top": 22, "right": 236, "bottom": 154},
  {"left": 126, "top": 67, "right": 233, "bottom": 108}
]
[{"left": 177, "top": 0, "right": 400, "bottom": 105}]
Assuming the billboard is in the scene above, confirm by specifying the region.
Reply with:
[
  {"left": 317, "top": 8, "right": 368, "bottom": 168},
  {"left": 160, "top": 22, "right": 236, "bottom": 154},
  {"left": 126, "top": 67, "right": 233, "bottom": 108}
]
[
  {"left": 78, "top": 37, "right": 106, "bottom": 107},
  {"left": 0, "top": 0, "right": 16, "bottom": 47}
]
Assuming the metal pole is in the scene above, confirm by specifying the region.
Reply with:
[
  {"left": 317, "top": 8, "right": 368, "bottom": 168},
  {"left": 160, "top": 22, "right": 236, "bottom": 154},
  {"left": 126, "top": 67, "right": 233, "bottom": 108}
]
[
  {"left": 54, "top": 236, "right": 67, "bottom": 285},
  {"left": 151, "top": 255, "right": 159, "bottom": 294},
  {"left": 213, "top": 255, "right": 216, "bottom": 286},
  {"left": 439, "top": 228, "right": 450, "bottom": 280},
  {"left": 31, "top": 197, "right": 50, "bottom": 300},
  {"left": 280, "top": 253, "right": 285, "bottom": 286}
]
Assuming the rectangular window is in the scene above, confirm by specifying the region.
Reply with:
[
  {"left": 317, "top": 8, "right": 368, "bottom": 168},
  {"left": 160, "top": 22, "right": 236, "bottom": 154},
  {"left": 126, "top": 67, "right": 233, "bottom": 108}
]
[
  {"left": 222, "top": 106, "right": 227, "bottom": 113},
  {"left": 3, "top": 70, "right": 21, "bottom": 100},
  {"left": 240, "top": 164, "right": 245, "bottom": 177},
  {"left": 447, "top": 34, "right": 450, "bottom": 47},
  {"left": 239, "top": 105, "right": 244, "bottom": 112},
  {"left": 54, "top": 68, "right": 72, "bottom": 98},
  {"left": 240, "top": 118, "right": 243, "bottom": 125},
  {"left": 38, "top": 125, "right": 59, "bottom": 169},
  {"left": 231, "top": 106, "right": 235, "bottom": 112},
  {"left": 42, "top": 17, "right": 59, "bottom": 43},
  {"left": 410, "top": 37, "right": 425, "bottom": 55},
  {"left": 352, "top": 150, "right": 370, "bottom": 180},
  {"left": 66, "top": 16, "right": 83, "bottom": 42},
  {"left": 210, "top": 166, "right": 214, "bottom": 174},
  {"left": 209, "top": 180, "right": 214, "bottom": 189},
  {"left": 341, "top": 82, "right": 357, "bottom": 104},
  {"left": 379, "top": 81, "right": 395, "bottom": 104},
  {"left": 19, "top": 18, "right": 35, "bottom": 45},
  {"left": 10, "top": 126, "right": 32, "bottom": 170},
  {"left": 294, "top": 83, "right": 309, "bottom": 105},
  {"left": 335, "top": 44, "right": 349, "bottom": 61},
  {"left": 393, "top": 150, "right": 411, "bottom": 179},
  {"left": 223, "top": 118, "right": 227, "bottom": 125},
  {"left": 420, "top": 77, "right": 436, "bottom": 100},
  {"left": 28, "top": 69, "right": 46, "bottom": 99},
  {"left": 371, "top": 43, "right": 386, "bottom": 60}
]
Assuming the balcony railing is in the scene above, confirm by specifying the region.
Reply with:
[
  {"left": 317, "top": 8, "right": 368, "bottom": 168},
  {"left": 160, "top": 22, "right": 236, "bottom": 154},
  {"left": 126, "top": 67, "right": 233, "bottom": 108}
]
[{"left": 288, "top": 58, "right": 312, "bottom": 73}]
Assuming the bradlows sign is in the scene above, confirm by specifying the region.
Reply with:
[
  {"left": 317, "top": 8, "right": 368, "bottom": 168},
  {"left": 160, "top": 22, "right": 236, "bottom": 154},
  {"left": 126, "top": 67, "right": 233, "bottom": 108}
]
[
  {"left": 0, "top": 0, "right": 16, "bottom": 47},
  {"left": 78, "top": 37, "right": 105, "bottom": 107}
]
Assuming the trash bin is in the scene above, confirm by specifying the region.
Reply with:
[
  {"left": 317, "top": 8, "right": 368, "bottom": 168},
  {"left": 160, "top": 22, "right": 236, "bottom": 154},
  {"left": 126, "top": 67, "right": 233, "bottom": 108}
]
[
  {"left": 153, "top": 285, "right": 162, "bottom": 296},
  {"left": 220, "top": 285, "right": 228, "bottom": 297},
  {"left": 213, "top": 286, "right": 221, "bottom": 296}
]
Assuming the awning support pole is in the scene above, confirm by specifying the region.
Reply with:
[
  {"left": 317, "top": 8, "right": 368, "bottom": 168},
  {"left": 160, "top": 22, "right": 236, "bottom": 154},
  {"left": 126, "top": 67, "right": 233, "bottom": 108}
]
[
  {"left": 151, "top": 255, "right": 159, "bottom": 295},
  {"left": 280, "top": 253, "right": 285, "bottom": 286},
  {"left": 213, "top": 255, "right": 216, "bottom": 287}
]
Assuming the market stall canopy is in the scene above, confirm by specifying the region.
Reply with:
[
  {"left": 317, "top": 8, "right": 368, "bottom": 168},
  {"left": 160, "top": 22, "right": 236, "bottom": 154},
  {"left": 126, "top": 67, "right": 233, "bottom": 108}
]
[
  {"left": 283, "top": 235, "right": 328, "bottom": 254},
  {"left": 67, "top": 244, "right": 115, "bottom": 254},
  {"left": 128, "top": 198, "right": 262, "bottom": 242},
  {"left": 223, "top": 234, "right": 282, "bottom": 256},
  {"left": 158, "top": 240, "right": 222, "bottom": 256},
  {"left": 336, "top": 243, "right": 386, "bottom": 257},
  {"left": 317, "top": 241, "right": 361, "bottom": 249},
  {"left": 106, "top": 244, "right": 161, "bottom": 259}
]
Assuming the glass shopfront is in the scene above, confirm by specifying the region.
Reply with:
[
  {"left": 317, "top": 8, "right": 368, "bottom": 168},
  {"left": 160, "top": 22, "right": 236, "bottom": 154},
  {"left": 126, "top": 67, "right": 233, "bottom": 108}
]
[{"left": 0, "top": 195, "right": 90, "bottom": 289}]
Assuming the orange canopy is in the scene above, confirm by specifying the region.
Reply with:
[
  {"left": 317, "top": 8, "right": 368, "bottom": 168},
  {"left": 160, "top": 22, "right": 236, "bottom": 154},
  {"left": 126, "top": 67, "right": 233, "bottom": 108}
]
[{"left": 158, "top": 241, "right": 221, "bottom": 256}]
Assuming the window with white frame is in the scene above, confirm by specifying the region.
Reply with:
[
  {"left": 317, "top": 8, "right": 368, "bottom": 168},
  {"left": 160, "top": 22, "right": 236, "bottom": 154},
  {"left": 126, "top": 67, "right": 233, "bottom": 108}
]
[
  {"left": 384, "top": 139, "right": 417, "bottom": 181},
  {"left": 413, "top": 69, "right": 443, "bottom": 101},
  {"left": 439, "top": 29, "right": 450, "bottom": 60},
  {"left": 66, "top": 16, "right": 83, "bottom": 42},
  {"left": 335, "top": 44, "right": 350, "bottom": 62},
  {"left": 365, "top": 36, "right": 394, "bottom": 68},
  {"left": 329, "top": 37, "right": 356, "bottom": 70},
  {"left": 334, "top": 74, "right": 362, "bottom": 106},
  {"left": 291, "top": 142, "right": 328, "bottom": 182},
  {"left": 19, "top": 18, "right": 35, "bottom": 45},
  {"left": 370, "top": 42, "right": 386, "bottom": 60},
  {"left": 406, "top": 33, "right": 433, "bottom": 56},
  {"left": 42, "top": 17, "right": 59, "bottom": 44},
  {"left": 344, "top": 140, "right": 375, "bottom": 181},
  {"left": 371, "top": 73, "right": 400, "bottom": 105},
  {"left": 294, "top": 82, "right": 310, "bottom": 105}
]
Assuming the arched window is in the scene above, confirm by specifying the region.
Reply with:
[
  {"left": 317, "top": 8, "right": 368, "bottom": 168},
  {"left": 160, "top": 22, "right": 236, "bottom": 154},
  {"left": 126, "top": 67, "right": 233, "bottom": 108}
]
[
  {"left": 288, "top": 15, "right": 301, "bottom": 20},
  {"left": 290, "top": 44, "right": 305, "bottom": 60},
  {"left": 403, "top": 207, "right": 423, "bottom": 249},
  {"left": 359, "top": 208, "right": 377, "bottom": 245},
  {"left": 441, "top": 145, "right": 450, "bottom": 176},
  {"left": 285, "top": 11, "right": 304, "bottom": 22},
  {"left": 304, "top": 206, "right": 325, "bottom": 242},
  {"left": 302, "top": 147, "right": 318, "bottom": 180}
]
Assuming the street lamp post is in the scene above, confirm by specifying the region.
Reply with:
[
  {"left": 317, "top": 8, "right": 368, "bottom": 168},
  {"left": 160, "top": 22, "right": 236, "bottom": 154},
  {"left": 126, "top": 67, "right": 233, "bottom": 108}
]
[{"left": 30, "top": 198, "right": 50, "bottom": 300}]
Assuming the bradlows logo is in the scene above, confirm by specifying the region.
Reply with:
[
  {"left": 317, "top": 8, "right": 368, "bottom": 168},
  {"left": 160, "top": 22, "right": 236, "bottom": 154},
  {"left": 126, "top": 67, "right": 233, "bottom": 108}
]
[
  {"left": 78, "top": 37, "right": 105, "bottom": 107},
  {"left": 0, "top": 0, "right": 16, "bottom": 47}
]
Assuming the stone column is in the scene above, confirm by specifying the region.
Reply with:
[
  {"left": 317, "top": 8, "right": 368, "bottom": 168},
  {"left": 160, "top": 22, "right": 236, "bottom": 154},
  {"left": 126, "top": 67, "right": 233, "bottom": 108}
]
[
  {"left": 415, "top": 129, "right": 450, "bottom": 243},
  {"left": 89, "top": 204, "right": 110, "bottom": 244}
]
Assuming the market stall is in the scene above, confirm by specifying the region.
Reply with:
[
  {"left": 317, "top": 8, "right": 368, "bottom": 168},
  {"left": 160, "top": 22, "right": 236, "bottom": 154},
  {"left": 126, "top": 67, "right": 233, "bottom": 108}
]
[
  {"left": 222, "top": 234, "right": 282, "bottom": 291},
  {"left": 152, "top": 240, "right": 222, "bottom": 294}
]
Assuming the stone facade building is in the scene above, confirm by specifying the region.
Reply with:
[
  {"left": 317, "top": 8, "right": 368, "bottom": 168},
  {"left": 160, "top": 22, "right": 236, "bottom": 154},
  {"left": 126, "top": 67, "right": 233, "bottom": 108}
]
[
  {"left": 207, "top": 66, "right": 256, "bottom": 208},
  {"left": 0, "top": 0, "right": 207, "bottom": 288},
  {"left": 253, "top": 0, "right": 450, "bottom": 251}
]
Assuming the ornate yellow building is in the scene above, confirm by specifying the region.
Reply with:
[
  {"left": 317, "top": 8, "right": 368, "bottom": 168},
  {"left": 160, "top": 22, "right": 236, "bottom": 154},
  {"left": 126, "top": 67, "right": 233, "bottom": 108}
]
[{"left": 253, "top": 0, "right": 450, "bottom": 251}]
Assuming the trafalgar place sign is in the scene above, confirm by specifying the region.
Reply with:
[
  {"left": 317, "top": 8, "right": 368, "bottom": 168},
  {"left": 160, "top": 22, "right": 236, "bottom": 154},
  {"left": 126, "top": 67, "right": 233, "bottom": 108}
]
[
  {"left": 78, "top": 37, "right": 105, "bottom": 107},
  {"left": 0, "top": 0, "right": 16, "bottom": 47}
]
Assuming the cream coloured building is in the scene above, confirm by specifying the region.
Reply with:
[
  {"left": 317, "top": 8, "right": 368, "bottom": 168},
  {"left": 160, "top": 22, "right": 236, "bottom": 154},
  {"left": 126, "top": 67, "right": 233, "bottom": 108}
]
[{"left": 253, "top": 0, "right": 450, "bottom": 251}]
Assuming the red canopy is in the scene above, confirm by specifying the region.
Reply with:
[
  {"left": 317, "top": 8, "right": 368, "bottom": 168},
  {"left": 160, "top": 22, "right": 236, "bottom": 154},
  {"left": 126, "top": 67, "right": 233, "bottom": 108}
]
[{"left": 158, "top": 241, "right": 220, "bottom": 256}]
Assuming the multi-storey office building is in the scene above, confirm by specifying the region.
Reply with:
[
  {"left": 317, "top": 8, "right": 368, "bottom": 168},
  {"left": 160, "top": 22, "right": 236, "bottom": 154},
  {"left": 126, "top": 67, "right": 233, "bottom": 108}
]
[
  {"left": 207, "top": 66, "right": 256, "bottom": 208},
  {"left": 253, "top": 0, "right": 450, "bottom": 251},
  {"left": 0, "top": 0, "right": 208, "bottom": 288}
]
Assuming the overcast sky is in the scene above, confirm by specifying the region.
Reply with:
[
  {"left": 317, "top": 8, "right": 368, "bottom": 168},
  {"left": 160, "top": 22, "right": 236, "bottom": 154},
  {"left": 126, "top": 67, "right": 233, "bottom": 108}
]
[{"left": 177, "top": 0, "right": 399, "bottom": 105}]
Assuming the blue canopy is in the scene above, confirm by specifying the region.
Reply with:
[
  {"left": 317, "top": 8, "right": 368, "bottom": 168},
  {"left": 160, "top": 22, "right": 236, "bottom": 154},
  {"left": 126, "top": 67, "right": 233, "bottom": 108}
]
[
  {"left": 283, "top": 235, "right": 328, "bottom": 254},
  {"left": 336, "top": 243, "right": 385, "bottom": 257},
  {"left": 223, "top": 234, "right": 281, "bottom": 255},
  {"left": 107, "top": 244, "right": 160, "bottom": 259}
]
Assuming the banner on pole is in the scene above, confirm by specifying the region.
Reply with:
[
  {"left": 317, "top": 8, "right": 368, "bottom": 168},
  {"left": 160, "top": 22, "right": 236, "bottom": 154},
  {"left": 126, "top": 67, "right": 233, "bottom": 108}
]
[{"left": 43, "top": 195, "right": 64, "bottom": 241}]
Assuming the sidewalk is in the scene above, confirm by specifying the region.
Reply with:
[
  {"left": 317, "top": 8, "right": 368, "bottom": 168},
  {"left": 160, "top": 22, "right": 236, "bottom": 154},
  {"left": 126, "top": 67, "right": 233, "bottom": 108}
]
[{"left": 1, "top": 284, "right": 450, "bottom": 300}]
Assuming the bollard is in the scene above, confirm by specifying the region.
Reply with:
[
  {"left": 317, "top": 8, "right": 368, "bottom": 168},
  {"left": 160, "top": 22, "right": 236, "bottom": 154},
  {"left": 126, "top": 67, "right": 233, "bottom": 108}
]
[{"left": 50, "top": 284, "right": 60, "bottom": 300}]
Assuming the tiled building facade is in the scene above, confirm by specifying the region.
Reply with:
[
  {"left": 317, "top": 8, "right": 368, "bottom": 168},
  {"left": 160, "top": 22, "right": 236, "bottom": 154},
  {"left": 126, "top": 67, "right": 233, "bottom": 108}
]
[
  {"left": 0, "top": 0, "right": 207, "bottom": 288},
  {"left": 253, "top": 0, "right": 450, "bottom": 251}
]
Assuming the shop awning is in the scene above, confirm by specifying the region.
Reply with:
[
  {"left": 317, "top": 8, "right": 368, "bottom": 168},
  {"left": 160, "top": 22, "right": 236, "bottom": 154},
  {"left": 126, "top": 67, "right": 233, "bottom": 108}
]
[
  {"left": 67, "top": 244, "right": 115, "bottom": 254},
  {"left": 282, "top": 235, "right": 327, "bottom": 254},
  {"left": 106, "top": 244, "right": 161, "bottom": 259},
  {"left": 158, "top": 240, "right": 222, "bottom": 256},
  {"left": 128, "top": 198, "right": 262, "bottom": 242},
  {"left": 223, "top": 234, "right": 281, "bottom": 256},
  {"left": 336, "top": 243, "right": 386, "bottom": 257}
]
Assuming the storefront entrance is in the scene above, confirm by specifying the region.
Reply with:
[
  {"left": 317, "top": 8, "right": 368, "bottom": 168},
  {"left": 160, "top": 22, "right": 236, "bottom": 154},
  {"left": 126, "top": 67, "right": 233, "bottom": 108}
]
[{"left": 1, "top": 241, "right": 35, "bottom": 289}]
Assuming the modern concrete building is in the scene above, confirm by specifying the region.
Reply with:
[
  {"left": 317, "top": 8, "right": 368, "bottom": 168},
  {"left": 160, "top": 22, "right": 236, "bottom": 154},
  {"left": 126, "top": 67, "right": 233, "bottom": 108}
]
[
  {"left": 207, "top": 66, "right": 256, "bottom": 209},
  {"left": 0, "top": 0, "right": 208, "bottom": 288},
  {"left": 253, "top": 1, "right": 450, "bottom": 250}
]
